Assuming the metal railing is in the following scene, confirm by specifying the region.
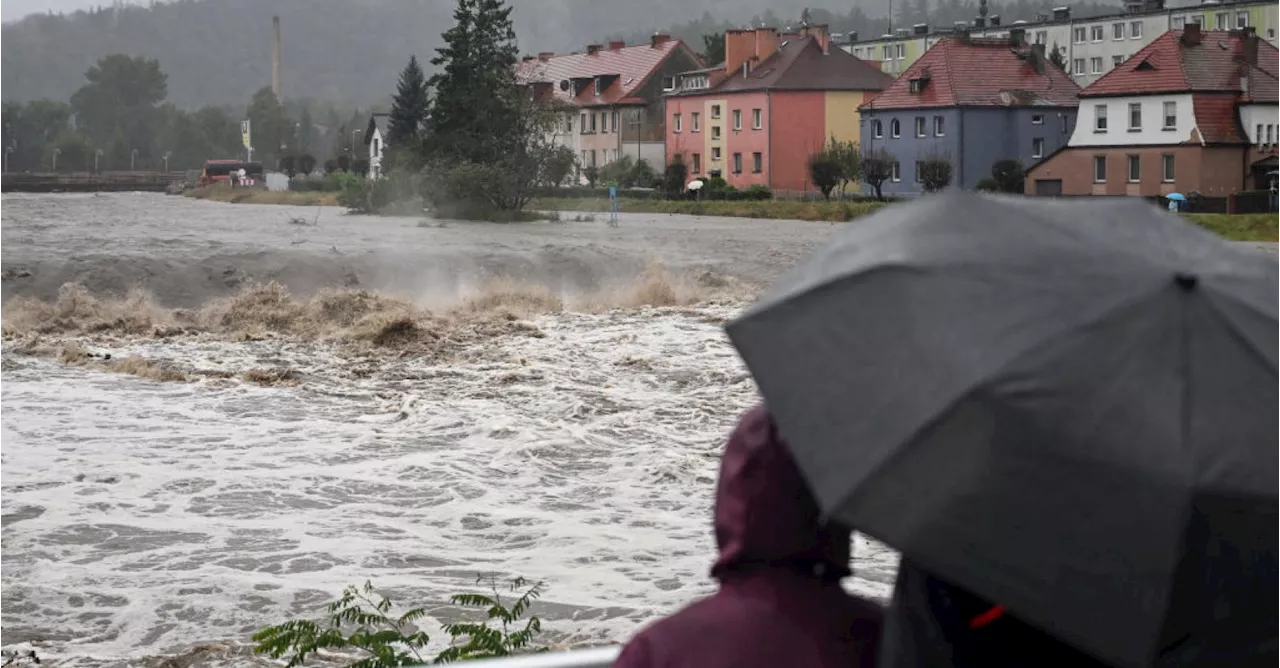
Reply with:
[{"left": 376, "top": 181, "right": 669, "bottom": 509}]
[{"left": 457, "top": 646, "right": 620, "bottom": 668}]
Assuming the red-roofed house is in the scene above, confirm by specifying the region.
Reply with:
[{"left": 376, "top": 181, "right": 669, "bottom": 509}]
[
  {"left": 518, "top": 35, "right": 702, "bottom": 181},
  {"left": 858, "top": 35, "right": 1081, "bottom": 196},
  {"left": 1026, "top": 25, "right": 1278, "bottom": 196},
  {"left": 664, "top": 25, "right": 892, "bottom": 193}
]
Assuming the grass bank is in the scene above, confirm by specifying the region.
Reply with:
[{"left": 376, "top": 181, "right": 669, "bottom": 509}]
[
  {"left": 533, "top": 197, "right": 1279, "bottom": 242},
  {"left": 185, "top": 184, "right": 339, "bottom": 207}
]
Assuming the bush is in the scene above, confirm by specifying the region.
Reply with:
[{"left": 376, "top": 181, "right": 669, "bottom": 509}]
[
  {"left": 917, "top": 156, "right": 953, "bottom": 193},
  {"left": 990, "top": 159, "right": 1026, "bottom": 193},
  {"left": 663, "top": 159, "right": 688, "bottom": 197},
  {"left": 975, "top": 178, "right": 1001, "bottom": 192},
  {"left": 742, "top": 184, "right": 773, "bottom": 200},
  {"left": 253, "top": 576, "right": 545, "bottom": 667}
]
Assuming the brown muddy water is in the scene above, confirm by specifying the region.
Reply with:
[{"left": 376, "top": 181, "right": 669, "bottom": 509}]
[{"left": 1, "top": 193, "right": 899, "bottom": 667}]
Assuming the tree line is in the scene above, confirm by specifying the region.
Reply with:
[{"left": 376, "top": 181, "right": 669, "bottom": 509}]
[{"left": 2, "top": 55, "right": 375, "bottom": 174}]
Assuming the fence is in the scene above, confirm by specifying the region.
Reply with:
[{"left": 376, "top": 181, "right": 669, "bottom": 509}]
[
  {"left": 1, "top": 171, "right": 184, "bottom": 193},
  {"left": 459, "top": 647, "right": 619, "bottom": 668}
]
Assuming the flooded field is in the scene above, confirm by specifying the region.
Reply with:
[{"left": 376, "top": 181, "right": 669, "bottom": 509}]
[{"left": 1, "top": 194, "right": 897, "bottom": 667}]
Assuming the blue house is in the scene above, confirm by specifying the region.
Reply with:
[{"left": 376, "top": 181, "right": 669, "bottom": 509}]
[{"left": 858, "top": 35, "right": 1081, "bottom": 195}]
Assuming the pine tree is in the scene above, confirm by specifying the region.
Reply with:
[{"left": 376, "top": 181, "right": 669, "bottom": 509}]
[
  {"left": 424, "top": 0, "right": 520, "bottom": 165},
  {"left": 387, "top": 55, "right": 429, "bottom": 159}
]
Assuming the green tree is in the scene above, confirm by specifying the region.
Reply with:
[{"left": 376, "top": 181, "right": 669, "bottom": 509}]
[
  {"left": 702, "top": 33, "right": 725, "bottom": 65},
  {"left": 297, "top": 153, "right": 317, "bottom": 176},
  {"left": 663, "top": 156, "right": 687, "bottom": 197},
  {"left": 425, "top": 0, "right": 520, "bottom": 165},
  {"left": 69, "top": 54, "right": 167, "bottom": 157},
  {"left": 387, "top": 55, "right": 429, "bottom": 168},
  {"left": 247, "top": 87, "right": 287, "bottom": 166},
  {"left": 297, "top": 107, "right": 315, "bottom": 154},
  {"left": 991, "top": 159, "right": 1026, "bottom": 193},
  {"left": 542, "top": 146, "right": 577, "bottom": 187},
  {"left": 2, "top": 99, "right": 73, "bottom": 171},
  {"left": 1048, "top": 43, "right": 1068, "bottom": 72},
  {"left": 827, "top": 137, "right": 861, "bottom": 197},
  {"left": 49, "top": 131, "right": 94, "bottom": 172},
  {"left": 861, "top": 148, "right": 894, "bottom": 200},
  {"left": 918, "top": 154, "right": 953, "bottom": 192},
  {"left": 807, "top": 148, "right": 842, "bottom": 200}
]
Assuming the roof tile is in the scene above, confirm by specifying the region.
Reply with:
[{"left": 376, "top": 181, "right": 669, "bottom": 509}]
[
  {"left": 1081, "top": 29, "right": 1279, "bottom": 100},
  {"left": 517, "top": 40, "right": 695, "bottom": 107}
]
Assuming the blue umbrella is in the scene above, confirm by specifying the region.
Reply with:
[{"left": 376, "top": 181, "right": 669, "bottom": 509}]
[{"left": 1166, "top": 193, "right": 1187, "bottom": 201}]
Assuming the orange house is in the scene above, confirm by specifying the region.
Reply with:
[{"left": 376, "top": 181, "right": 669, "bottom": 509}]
[{"left": 664, "top": 25, "right": 891, "bottom": 194}]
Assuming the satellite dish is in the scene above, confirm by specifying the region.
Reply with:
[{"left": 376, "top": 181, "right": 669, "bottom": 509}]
[{"left": 559, "top": 80, "right": 570, "bottom": 91}]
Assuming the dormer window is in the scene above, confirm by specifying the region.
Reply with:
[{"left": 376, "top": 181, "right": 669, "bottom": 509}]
[
  {"left": 908, "top": 78, "right": 927, "bottom": 93},
  {"left": 594, "top": 77, "right": 601, "bottom": 96}
]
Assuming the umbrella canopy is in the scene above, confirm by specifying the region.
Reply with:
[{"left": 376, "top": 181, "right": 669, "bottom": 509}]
[
  {"left": 1165, "top": 192, "right": 1187, "bottom": 201},
  {"left": 687, "top": 179, "right": 705, "bottom": 191},
  {"left": 726, "top": 191, "right": 1278, "bottom": 668}
]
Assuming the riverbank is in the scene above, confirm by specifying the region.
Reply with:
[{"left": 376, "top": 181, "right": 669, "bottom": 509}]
[
  {"left": 184, "top": 184, "right": 339, "bottom": 206},
  {"left": 532, "top": 197, "right": 1279, "bottom": 242}
]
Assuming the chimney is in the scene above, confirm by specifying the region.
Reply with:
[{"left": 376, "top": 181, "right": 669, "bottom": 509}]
[
  {"left": 989, "top": 15, "right": 1001, "bottom": 27},
  {"left": 724, "top": 27, "right": 779, "bottom": 75},
  {"left": 587, "top": 44, "right": 602, "bottom": 55},
  {"left": 1241, "top": 26, "right": 1259, "bottom": 64},
  {"left": 1009, "top": 26, "right": 1026, "bottom": 47},
  {"left": 974, "top": 16, "right": 986, "bottom": 28},
  {"left": 1182, "top": 22, "right": 1202, "bottom": 46},
  {"left": 650, "top": 32, "right": 671, "bottom": 47},
  {"left": 522, "top": 55, "right": 535, "bottom": 62},
  {"left": 271, "top": 15, "right": 281, "bottom": 99},
  {"left": 914, "top": 23, "right": 930, "bottom": 35},
  {"left": 800, "top": 23, "right": 831, "bottom": 53},
  {"left": 608, "top": 40, "right": 626, "bottom": 50},
  {"left": 1030, "top": 43, "right": 1046, "bottom": 73},
  {"left": 1052, "top": 7, "right": 1071, "bottom": 21},
  {"left": 538, "top": 51, "right": 554, "bottom": 61}
]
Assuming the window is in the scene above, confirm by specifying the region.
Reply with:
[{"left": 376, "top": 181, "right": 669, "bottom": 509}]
[
  {"left": 711, "top": 125, "right": 721, "bottom": 140},
  {"left": 673, "top": 113, "right": 682, "bottom": 132},
  {"left": 732, "top": 109, "right": 742, "bottom": 130},
  {"left": 1163, "top": 101, "right": 1177, "bottom": 129},
  {"left": 1190, "top": 14, "right": 1203, "bottom": 25},
  {"left": 915, "top": 161, "right": 924, "bottom": 183},
  {"left": 1215, "top": 13, "right": 1228, "bottom": 30},
  {"left": 1269, "top": 124, "right": 1275, "bottom": 145},
  {"left": 1257, "top": 123, "right": 1264, "bottom": 147},
  {"left": 1090, "top": 26, "right": 1104, "bottom": 42},
  {"left": 1032, "top": 114, "right": 1045, "bottom": 125},
  {"left": 1270, "top": 29, "right": 1276, "bottom": 39},
  {"left": 710, "top": 104, "right": 721, "bottom": 119},
  {"left": 590, "top": 113, "right": 597, "bottom": 132},
  {"left": 1035, "top": 31, "right": 1047, "bottom": 45},
  {"left": 891, "top": 161, "right": 901, "bottom": 182},
  {"left": 1172, "top": 16, "right": 1185, "bottom": 29},
  {"left": 1128, "top": 102, "right": 1142, "bottom": 130},
  {"left": 1073, "top": 27, "right": 1086, "bottom": 43},
  {"left": 590, "top": 149, "right": 597, "bottom": 166},
  {"left": 1073, "top": 58, "right": 1086, "bottom": 75},
  {"left": 1236, "top": 12, "right": 1249, "bottom": 28},
  {"left": 1062, "top": 115, "right": 1070, "bottom": 134},
  {"left": 1112, "top": 55, "right": 1125, "bottom": 68},
  {"left": 891, "top": 118, "right": 901, "bottom": 138},
  {"left": 883, "top": 45, "right": 892, "bottom": 60},
  {"left": 601, "top": 112, "right": 608, "bottom": 133},
  {"left": 752, "top": 108, "right": 762, "bottom": 129},
  {"left": 692, "top": 152, "right": 701, "bottom": 173},
  {"left": 581, "top": 112, "right": 588, "bottom": 133},
  {"left": 563, "top": 115, "right": 573, "bottom": 133},
  {"left": 1095, "top": 105, "right": 1107, "bottom": 131},
  {"left": 873, "top": 119, "right": 883, "bottom": 139},
  {"left": 1094, "top": 155, "right": 1107, "bottom": 183},
  {"left": 934, "top": 115, "right": 945, "bottom": 136},
  {"left": 581, "top": 149, "right": 589, "bottom": 165},
  {"left": 1090, "top": 57, "right": 1104, "bottom": 74},
  {"left": 691, "top": 112, "right": 700, "bottom": 132},
  {"left": 1112, "top": 23, "right": 1125, "bottom": 40},
  {"left": 915, "top": 116, "right": 926, "bottom": 137},
  {"left": 1127, "top": 155, "right": 1140, "bottom": 183},
  {"left": 612, "top": 111, "right": 619, "bottom": 129},
  {"left": 1032, "top": 137, "right": 1044, "bottom": 158},
  {"left": 896, "top": 44, "right": 905, "bottom": 59},
  {"left": 1162, "top": 154, "right": 1175, "bottom": 182},
  {"left": 732, "top": 152, "right": 742, "bottom": 174},
  {"left": 711, "top": 146, "right": 721, "bottom": 161},
  {"left": 1130, "top": 21, "right": 1143, "bottom": 38},
  {"left": 752, "top": 152, "right": 762, "bottom": 173}
]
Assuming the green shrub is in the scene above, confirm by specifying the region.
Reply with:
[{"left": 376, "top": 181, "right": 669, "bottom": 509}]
[
  {"left": 743, "top": 184, "right": 773, "bottom": 200},
  {"left": 253, "top": 576, "right": 546, "bottom": 667}
]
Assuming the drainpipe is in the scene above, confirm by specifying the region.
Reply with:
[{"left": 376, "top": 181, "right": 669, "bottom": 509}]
[
  {"left": 766, "top": 90, "right": 773, "bottom": 191},
  {"left": 957, "top": 111, "right": 965, "bottom": 188}
]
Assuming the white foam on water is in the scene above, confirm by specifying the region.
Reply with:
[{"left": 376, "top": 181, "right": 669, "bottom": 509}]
[{"left": 1, "top": 304, "right": 898, "bottom": 666}]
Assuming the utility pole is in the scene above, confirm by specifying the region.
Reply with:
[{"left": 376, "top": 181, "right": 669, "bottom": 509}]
[
  {"left": 95, "top": 149, "right": 103, "bottom": 173},
  {"left": 4, "top": 146, "right": 12, "bottom": 173},
  {"left": 52, "top": 148, "right": 62, "bottom": 172},
  {"left": 130, "top": 148, "right": 138, "bottom": 171}
]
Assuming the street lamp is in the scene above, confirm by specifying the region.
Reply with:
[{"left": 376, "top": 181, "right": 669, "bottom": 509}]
[
  {"left": 163, "top": 151, "right": 172, "bottom": 173},
  {"left": 130, "top": 148, "right": 139, "bottom": 171},
  {"left": 52, "top": 148, "right": 62, "bottom": 172},
  {"left": 95, "top": 149, "right": 103, "bottom": 173},
  {"left": 351, "top": 128, "right": 362, "bottom": 156}
]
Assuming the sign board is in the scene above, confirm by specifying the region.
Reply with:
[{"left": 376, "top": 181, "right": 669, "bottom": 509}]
[{"left": 240, "top": 120, "right": 252, "bottom": 150}]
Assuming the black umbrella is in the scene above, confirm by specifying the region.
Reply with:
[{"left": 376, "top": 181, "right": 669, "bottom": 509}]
[{"left": 726, "top": 191, "right": 1278, "bottom": 668}]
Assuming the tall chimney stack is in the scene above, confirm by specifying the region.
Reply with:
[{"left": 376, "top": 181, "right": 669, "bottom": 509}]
[{"left": 272, "top": 15, "right": 282, "bottom": 99}]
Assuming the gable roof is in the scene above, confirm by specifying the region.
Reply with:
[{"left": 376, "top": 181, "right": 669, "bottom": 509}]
[
  {"left": 517, "top": 39, "right": 698, "bottom": 107},
  {"left": 365, "top": 112, "right": 389, "bottom": 145},
  {"left": 1082, "top": 29, "right": 1279, "bottom": 100},
  {"left": 859, "top": 37, "right": 1080, "bottom": 111},
  {"left": 671, "top": 36, "right": 892, "bottom": 96}
]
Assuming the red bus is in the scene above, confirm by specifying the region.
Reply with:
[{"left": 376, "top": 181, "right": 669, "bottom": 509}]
[{"left": 198, "top": 160, "right": 265, "bottom": 187}]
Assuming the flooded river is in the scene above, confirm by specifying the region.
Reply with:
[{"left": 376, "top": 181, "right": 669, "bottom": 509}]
[{"left": 1, "top": 194, "right": 898, "bottom": 667}]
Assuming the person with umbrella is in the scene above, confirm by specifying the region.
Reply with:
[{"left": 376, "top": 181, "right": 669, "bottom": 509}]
[
  {"left": 614, "top": 405, "right": 885, "bottom": 668},
  {"left": 726, "top": 192, "right": 1278, "bottom": 667}
]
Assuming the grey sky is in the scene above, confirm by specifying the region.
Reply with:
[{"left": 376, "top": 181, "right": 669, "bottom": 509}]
[{"left": 1, "top": 0, "right": 147, "bottom": 22}]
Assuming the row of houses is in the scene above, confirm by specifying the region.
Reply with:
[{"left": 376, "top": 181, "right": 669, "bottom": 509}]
[{"left": 369, "top": 7, "right": 1276, "bottom": 199}]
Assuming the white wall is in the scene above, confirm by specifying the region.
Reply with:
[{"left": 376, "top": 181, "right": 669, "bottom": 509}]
[
  {"left": 1069, "top": 93, "right": 1197, "bottom": 147},
  {"left": 368, "top": 129, "right": 383, "bottom": 180},
  {"left": 1239, "top": 103, "right": 1279, "bottom": 147}
]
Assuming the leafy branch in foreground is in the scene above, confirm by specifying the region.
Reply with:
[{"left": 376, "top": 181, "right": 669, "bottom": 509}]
[{"left": 251, "top": 576, "right": 545, "bottom": 667}]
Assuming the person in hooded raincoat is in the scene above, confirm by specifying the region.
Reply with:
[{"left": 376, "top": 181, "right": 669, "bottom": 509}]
[{"left": 614, "top": 405, "right": 884, "bottom": 668}]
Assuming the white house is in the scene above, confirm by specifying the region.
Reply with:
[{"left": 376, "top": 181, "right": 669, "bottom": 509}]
[{"left": 364, "top": 112, "right": 390, "bottom": 180}]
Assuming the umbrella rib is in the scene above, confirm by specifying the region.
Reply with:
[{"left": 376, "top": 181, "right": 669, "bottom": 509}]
[
  {"left": 827, "top": 280, "right": 1179, "bottom": 522},
  {"left": 1199, "top": 290, "right": 1279, "bottom": 374}
]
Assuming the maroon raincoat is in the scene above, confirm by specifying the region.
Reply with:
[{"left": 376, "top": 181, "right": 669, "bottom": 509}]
[{"left": 614, "top": 405, "right": 884, "bottom": 668}]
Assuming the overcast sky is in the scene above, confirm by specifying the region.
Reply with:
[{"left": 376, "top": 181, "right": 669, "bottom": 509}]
[{"left": 1, "top": 0, "right": 147, "bottom": 22}]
